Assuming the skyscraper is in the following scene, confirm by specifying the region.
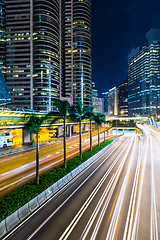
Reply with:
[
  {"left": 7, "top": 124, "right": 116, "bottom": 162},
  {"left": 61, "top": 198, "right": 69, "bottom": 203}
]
[
  {"left": 118, "top": 80, "right": 128, "bottom": 116},
  {"left": 5, "top": 0, "right": 60, "bottom": 111},
  {"left": 0, "top": 0, "right": 6, "bottom": 75},
  {"left": 33, "top": 0, "right": 60, "bottom": 111},
  {"left": 2, "top": 0, "right": 92, "bottom": 111},
  {"left": 61, "top": 0, "right": 92, "bottom": 107},
  {"left": 0, "top": 69, "right": 12, "bottom": 105},
  {"left": 108, "top": 87, "right": 118, "bottom": 116},
  {"left": 128, "top": 29, "right": 160, "bottom": 117}
]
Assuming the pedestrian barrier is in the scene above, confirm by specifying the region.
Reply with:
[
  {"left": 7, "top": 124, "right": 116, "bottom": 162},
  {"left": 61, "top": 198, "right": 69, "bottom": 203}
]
[
  {"left": 18, "top": 203, "right": 30, "bottom": 221},
  {"left": 0, "top": 138, "right": 118, "bottom": 239}
]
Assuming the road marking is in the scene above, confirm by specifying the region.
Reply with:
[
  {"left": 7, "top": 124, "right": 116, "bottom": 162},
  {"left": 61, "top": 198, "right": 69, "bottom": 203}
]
[
  {"left": 25, "top": 137, "right": 127, "bottom": 240},
  {"left": 80, "top": 137, "right": 135, "bottom": 240},
  {"left": 150, "top": 134, "right": 159, "bottom": 240},
  {"left": 131, "top": 126, "right": 150, "bottom": 239},
  {"left": 60, "top": 138, "right": 134, "bottom": 240},
  {"left": 106, "top": 136, "right": 137, "bottom": 240}
]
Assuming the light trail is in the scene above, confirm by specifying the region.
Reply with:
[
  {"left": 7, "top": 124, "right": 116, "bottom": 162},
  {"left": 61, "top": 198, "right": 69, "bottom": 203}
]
[
  {"left": 80, "top": 137, "right": 135, "bottom": 240},
  {"left": 130, "top": 126, "right": 149, "bottom": 240},
  {"left": 150, "top": 133, "right": 159, "bottom": 240},
  {"left": 25, "top": 136, "right": 128, "bottom": 240},
  {"left": 59, "top": 138, "right": 134, "bottom": 240},
  {"left": 123, "top": 135, "right": 142, "bottom": 240}
]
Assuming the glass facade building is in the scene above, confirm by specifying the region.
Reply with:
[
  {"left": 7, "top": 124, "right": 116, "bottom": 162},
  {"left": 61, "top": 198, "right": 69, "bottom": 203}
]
[
  {"left": 108, "top": 87, "right": 118, "bottom": 116},
  {"left": 0, "top": 69, "right": 12, "bottom": 105},
  {"left": 128, "top": 29, "right": 160, "bottom": 117},
  {"left": 2, "top": 0, "right": 92, "bottom": 111},
  {"left": 61, "top": 0, "right": 92, "bottom": 107},
  {"left": 33, "top": 0, "right": 60, "bottom": 111},
  {"left": 118, "top": 80, "right": 128, "bottom": 116},
  {"left": 0, "top": 0, "right": 6, "bottom": 75},
  {"left": 6, "top": 0, "right": 31, "bottom": 109}
]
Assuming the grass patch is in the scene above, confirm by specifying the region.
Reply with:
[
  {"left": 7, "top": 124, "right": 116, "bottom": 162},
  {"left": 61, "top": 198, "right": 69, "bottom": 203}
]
[{"left": 0, "top": 139, "right": 113, "bottom": 222}]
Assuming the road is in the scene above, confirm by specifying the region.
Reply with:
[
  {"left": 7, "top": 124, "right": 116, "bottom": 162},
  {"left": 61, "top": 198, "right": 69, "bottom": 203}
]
[
  {"left": 0, "top": 129, "right": 112, "bottom": 197},
  {"left": 3, "top": 126, "right": 160, "bottom": 240}
]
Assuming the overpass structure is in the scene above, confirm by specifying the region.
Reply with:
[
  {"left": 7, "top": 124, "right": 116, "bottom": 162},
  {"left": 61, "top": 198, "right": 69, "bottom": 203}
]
[{"left": 105, "top": 116, "right": 149, "bottom": 122}]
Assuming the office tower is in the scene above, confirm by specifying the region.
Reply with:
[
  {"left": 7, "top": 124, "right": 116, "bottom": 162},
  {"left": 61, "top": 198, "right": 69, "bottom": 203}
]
[
  {"left": 128, "top": 29, "right": 160, "bottom": 117},
  {"left": 5, "top": 0, "right": 60, "bottom": 111},
  {"left": 2, "top": 0, "right": 92, "bottom": 111},
  {"left": 0, "top": 0, "right": 6, "bottom": 74},
  {"left": 92, "top": 82, "right": 98, "bottom": 98},
  {"left": 108, "top": 87, "right": 118, "bottom": 116},
  {"left": 92, "top": 97, "right": 104, "bottom": 114},
  {"left": 118, "top": 80, "right": 128, "bottom": 116},
  {"left": 102, "top": 92, "right": 109, "bottom": 114},
  {"left": 61, "top": 0, "right": 92, "bottom": 107},
  {"left": 6, "top": 0, "right": 32, "bottom": 110},
  {"left": 0, "top": 69, "right": 12, "bottom": 105},
  {"left": 33, "top": 0, "right": 60, "bottom": 111}
]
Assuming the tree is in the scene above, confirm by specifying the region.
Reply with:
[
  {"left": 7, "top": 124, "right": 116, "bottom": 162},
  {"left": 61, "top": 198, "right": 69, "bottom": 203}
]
[
  {"left": 85, "top": 106, "right": 94, "bottom": 151},
  {"left": 101, "top": 113, "right": 106, "bottom": 143},
  {"left": 25, "top": 113, "right": 48, "bottom": 185},
  {"left": 70, "top": 100, "right": 86, "bottom": 159},
  {"left": 48, "top": 99, "right": 70, "bottom": 168},
  {"left": 93, "top": 112, "right": 105, "bottom": 147}
]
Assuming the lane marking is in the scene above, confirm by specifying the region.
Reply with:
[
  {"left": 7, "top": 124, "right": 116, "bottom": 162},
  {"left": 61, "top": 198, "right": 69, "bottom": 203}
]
[
  {"left": 25, "top": 137, "right": 128, "bottom": 240},
  {"left": 80, "top": 137, "right": 135, "bottom": 240}
]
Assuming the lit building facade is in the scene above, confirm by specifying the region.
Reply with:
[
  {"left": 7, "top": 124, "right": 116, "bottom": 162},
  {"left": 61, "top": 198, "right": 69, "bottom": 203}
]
[
  {"left": 92, "top": 97, "right": 104, "bottom": 114},
  {"left": 0, "top": 0, "right": 6, "bottom": 75},
  {"left": 6, "top": 0, "right": 32, "bottom": 110},
  {"left": 2, "top": 0, "right": 92, "bottom": 111},
  {"left": 102, "top": 91, "right": 109, "bottom": 114},
  {"left": 128, "top": 29, "right": 160, "bottom": 117},
  {"left": 118, "top": 80, "right": 128, "bottom": 116},
  {"left": 33, "top": 0, "right": 60, "bottom": 111},
  {"left": 5, "top": 0, "right": 60, "bottom": 111},
  {"left": 0, "top": 69, "right": 12, "bottom": 105},
  {"left": 108, "top": 87, "right": 118, "bottom": 116},
  {"left": 92, "top": 82, "right": 98, "bottom": 97},
  {"left": 61, "top": 0, "right": 92, "bottom": 107}
]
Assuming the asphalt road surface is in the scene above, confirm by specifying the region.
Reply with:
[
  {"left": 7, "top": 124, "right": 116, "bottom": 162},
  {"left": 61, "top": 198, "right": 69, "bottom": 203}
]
[
  {"left": 3, "top": 126, "right": 160, "bottom": 240},
  {"left": 0, "top": 129, "right": 112, "bottom": 197}
]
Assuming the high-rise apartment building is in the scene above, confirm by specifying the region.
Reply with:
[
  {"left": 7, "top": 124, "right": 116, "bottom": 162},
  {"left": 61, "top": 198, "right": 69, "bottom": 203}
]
[
  {"left": 1, "top": 0, "right": 92, "bottom": 111},
  {"left": 128, "top": 29, "right": 160, "bottom": 117}
]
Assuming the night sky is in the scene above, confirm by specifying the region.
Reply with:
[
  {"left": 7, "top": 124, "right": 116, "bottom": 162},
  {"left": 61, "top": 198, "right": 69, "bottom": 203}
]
[{"left": 91, "top": 0, "right": 160, "bottom": 96}]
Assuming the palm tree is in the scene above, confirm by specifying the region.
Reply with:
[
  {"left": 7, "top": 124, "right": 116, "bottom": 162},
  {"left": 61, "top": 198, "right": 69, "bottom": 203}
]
[
  {"left": 25, "top": 113, "right": 48, "bottom": 185},
  {"left": 93, "top": 112, "right": 104, "bottom": 147},
  {"left": 85, "top": 106, "right": 94, "bottom": 151},
  {"left": 101, "top": 113, "right": 106, "bottom": 143},
  {"left": 48, "top": 99, "right": 70, "bottom": 168},
  {"left": 70, "top": 100, "right": 86, "bottom": 159}
]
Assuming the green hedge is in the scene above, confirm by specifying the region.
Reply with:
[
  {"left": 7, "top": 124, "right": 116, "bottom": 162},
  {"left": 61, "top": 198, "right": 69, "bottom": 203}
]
[{"left": 0, "top": 139, "right": 113, "bottom": 222}]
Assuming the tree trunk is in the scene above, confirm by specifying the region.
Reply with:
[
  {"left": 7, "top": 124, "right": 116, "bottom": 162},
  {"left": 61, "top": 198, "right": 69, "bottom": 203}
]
[
  {"left": 36, "top": 131, "right": 39, "bottom": 185},
  {"left": 80, "top": 118, "right": 82, "bottom": 158},
  {"left": 90, "top": 119, "right": 92, "bottom": 151},
  {"left": 104, "top": 122, "right": 106, "bottom": 143},
  {"left": 64, "top": 117, "right": 67, "bottom": 168},
  {"left": 98, "top": 125, "right": 100, "bottom": 147}
]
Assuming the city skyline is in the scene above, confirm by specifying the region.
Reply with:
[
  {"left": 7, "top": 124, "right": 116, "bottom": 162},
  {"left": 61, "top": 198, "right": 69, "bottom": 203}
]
[
  {"left": 1, "top": 0, "right": 92, "bottom": 111},
  {"left": 92, "top": 0, "right": 160, "bottom": 95}
]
